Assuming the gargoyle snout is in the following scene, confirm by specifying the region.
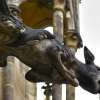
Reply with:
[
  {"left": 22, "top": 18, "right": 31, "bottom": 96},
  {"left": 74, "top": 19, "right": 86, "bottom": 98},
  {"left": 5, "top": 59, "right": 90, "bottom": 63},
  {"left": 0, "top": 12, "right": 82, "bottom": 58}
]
[{"left": 92, "top": 73, "right": 100, "bottom": 94}]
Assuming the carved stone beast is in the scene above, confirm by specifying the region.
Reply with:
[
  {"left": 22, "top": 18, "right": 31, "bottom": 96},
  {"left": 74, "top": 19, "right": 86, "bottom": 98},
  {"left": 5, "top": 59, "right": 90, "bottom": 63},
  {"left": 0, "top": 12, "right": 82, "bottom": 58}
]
[
  {"left": 0, "top": 38, "right": 78, "bottom": 86},
  {"left": 72, "top": 47, "right": 100, "bottom": 94},
  {"left": 0, "top": 0, "right": 100, "bottom": 94},
  {"left": 25, "top": 45, "right": 100, "bottom": 94},
  {"left": 0, "top": 0, "right": 78, "bottom": 86}
]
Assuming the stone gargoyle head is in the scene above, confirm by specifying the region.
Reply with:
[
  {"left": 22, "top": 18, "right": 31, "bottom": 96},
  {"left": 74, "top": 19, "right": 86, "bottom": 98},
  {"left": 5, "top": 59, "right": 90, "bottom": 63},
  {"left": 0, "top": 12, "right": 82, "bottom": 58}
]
[{"left": 73, "top": 46, "right": 100, "bottom": 94}]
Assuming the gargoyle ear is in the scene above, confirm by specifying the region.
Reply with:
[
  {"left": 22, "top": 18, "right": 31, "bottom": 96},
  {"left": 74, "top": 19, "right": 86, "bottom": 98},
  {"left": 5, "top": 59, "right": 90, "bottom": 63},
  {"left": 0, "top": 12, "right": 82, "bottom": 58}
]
[{"left": 84, "top": 46, "right": 95, "bottom": 64}]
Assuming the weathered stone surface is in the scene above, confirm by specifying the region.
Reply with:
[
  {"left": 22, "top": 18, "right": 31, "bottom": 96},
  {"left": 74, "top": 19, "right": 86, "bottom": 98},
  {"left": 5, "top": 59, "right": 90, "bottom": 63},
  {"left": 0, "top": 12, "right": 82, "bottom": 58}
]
[{"left": 0, "top": 57, "right": 37, "bottom": 100}]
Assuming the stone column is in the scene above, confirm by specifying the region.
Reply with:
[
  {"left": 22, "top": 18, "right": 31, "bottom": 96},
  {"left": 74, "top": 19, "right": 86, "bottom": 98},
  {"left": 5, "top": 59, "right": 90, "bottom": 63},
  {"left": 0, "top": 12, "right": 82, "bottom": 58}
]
[
  {"left": 3, "top": 56, "right": 14, "bottom": 100},
  {"left": 64, "top": 0, "right": 81, "bottom": 100},
  {"left": 53, "top": 0, "right": 66, "bottom": 100},
  {"left": 19, "top": 62, "right": 37, "bottom": 100},
  {"left": 0, "top": 68, "right": 4, "bottom": 100},
  {"left": 25, "top": 81, "right": 37, "bottom": 100}
]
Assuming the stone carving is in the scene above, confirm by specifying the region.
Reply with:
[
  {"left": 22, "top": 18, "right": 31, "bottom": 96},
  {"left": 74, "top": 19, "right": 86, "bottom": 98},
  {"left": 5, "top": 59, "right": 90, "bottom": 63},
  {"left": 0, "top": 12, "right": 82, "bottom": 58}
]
[
  {"left": 71, "top": 47, "right": 100, "bottom": 94},
  {"left": 0, "top": 0, "right": 100, "bottom": 94},
  {"left": 0, "top": 0, "right": 78, "bottom": 86}
]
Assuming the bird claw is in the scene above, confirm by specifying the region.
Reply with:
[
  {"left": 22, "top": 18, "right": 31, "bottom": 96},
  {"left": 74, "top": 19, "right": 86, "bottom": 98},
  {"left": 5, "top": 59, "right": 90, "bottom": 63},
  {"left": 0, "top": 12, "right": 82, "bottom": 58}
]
[{"left": 38, "top": 30, "right": 55, "bottom": 40}]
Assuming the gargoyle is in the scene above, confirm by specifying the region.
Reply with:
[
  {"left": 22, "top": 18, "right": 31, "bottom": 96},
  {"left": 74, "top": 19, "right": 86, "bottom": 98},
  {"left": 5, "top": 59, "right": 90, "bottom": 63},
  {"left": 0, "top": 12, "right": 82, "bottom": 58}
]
[
  {"left": 72, "top": 47, "right": 100, "bottom": 94},
  {"left": 0, "top": 0, "right": 55, "bottom": 45},
  {"left": 0, "top": 0, "right": 100, "bottom": 94},
  {"left": 0, "top": 0, "right": 78, "bottom": 86},
  {"left": 0, "top": 39, "right": 79, "bottom": 86},
  {"left": 25, "top": 46, "right": 100, "bottom": 94}
]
